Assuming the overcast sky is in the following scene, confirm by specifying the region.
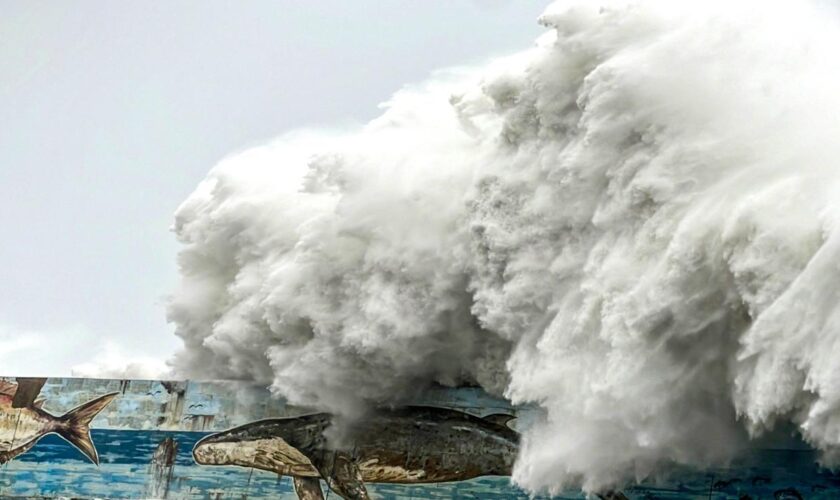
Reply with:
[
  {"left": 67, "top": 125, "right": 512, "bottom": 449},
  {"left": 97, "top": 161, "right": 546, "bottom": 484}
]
[{"left": 0, "top": 1, "right": 548, "bottom": 376}]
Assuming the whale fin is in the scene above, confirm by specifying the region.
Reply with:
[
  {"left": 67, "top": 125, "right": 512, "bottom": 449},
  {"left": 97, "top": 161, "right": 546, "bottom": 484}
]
[
  {"left": 12, "top": 377, "right": 46, "bottom": 408},
  {"left": 0, "top": 438, "right": 38, "bottom": 465},
  {"left": 483, "top": 413, "right": 516, "bottom": 429},
  {"left": 310, "top": 450, "right": 369, "bottom": 500},
  {"left": 293, "top": 476, "right": 325, "bottom": 500}
]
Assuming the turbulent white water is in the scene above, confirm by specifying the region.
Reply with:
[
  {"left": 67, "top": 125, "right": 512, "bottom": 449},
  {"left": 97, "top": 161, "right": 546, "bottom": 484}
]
[{"left": 169, "top": 0, "right": 840, "bottom": 493}]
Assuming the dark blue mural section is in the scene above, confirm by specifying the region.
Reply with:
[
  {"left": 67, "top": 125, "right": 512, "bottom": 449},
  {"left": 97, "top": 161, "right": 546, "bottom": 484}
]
[
  {"left": 2, "top": 429, "right": 839, "bottom": 498},
  {"left": 0, "top": 376, "right": 837, "bottom": 499},
  {"left": 2, "top": 429, "right": 543, "bottom": 499}
]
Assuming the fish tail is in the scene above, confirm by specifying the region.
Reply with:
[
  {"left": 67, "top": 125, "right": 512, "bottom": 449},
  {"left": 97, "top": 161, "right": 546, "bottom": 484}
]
[{"left": 55, "top": 392, "right": 119, "bottom": 465}]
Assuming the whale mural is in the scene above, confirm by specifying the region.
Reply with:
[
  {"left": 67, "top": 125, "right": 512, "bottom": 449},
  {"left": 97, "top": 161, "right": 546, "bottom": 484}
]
[
  {"left": 192, "top": 406, "right": 519, "bottom": 499},
  {"left": 0, "top": 375, "right": 837, "bottom": 499}
]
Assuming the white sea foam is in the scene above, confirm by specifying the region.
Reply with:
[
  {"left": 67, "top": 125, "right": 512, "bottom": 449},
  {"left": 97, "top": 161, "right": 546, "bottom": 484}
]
[{"left": 169, "top": 0, "right": 840, "bottom": 492}]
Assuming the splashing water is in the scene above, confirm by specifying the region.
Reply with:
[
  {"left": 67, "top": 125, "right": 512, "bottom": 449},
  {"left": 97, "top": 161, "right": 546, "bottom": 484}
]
[{"left": 169, "top": 0, "right": 840, "bottom": 493}]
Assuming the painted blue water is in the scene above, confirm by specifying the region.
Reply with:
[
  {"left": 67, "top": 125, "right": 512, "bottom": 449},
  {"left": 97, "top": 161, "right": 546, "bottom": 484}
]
[
  {"left": 0, "top": 429, "right": 838, "bottom": 498},
  {"left": 0, "top": 429, "right": 545, "bottom": 499}
]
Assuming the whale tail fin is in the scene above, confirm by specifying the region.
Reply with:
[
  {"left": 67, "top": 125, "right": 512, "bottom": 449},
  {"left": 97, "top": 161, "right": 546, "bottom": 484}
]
[{"left": 56, "top": 392, "right": 119, "bottom": 465}]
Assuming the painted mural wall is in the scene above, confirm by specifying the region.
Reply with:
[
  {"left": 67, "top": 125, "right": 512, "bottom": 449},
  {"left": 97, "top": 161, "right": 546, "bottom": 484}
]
[{"left": 0, "top": 376, "right": 835, "bottom": 499}]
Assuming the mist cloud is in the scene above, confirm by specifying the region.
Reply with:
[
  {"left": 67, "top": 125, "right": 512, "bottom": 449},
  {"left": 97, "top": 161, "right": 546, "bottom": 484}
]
[{"left": 169, "top": 0, "right": 840, "bottom": 493}]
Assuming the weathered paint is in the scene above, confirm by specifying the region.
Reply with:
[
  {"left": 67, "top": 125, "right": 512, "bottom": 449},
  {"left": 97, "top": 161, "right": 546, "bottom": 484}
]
[
  {"left": 0, "top": 376, "right": 836, "bottom": 499},
  {"left": 193, "top": 406, "right": 518, "bottom": 498}
]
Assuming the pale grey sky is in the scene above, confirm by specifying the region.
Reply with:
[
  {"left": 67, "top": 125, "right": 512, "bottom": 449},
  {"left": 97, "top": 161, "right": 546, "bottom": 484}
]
[{"left": 0, "top": 0, "right": 548, "bottom": 376}]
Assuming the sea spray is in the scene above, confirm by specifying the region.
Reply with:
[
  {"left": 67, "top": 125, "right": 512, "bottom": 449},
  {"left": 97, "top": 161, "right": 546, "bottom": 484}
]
[{"left": 169, "top": 0, "right": 840, "bottom": 493}]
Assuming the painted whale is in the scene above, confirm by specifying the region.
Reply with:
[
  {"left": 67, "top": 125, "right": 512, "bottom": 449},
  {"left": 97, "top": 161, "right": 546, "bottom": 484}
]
[{"left": 193, "top": 406, "right": 518, "bottom": 499}]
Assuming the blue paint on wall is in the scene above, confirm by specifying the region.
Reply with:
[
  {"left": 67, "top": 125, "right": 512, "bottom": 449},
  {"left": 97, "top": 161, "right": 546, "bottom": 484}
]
[{"left": 1, "top": 377, "right": 839, "bottom": 498}]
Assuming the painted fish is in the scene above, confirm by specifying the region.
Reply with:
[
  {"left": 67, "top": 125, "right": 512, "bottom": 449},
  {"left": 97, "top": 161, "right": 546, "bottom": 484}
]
[
  {"left": 0, "top": 380, "right": 118, "bottom": 465},
  {"left": 193, "top": 406, "right": 518, "bottom": 499}
]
